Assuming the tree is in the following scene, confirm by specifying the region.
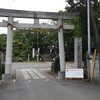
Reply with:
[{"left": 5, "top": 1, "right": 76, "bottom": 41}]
[
  {"left": 0, "top": 34, "right": 7, "bottom": 53},
  {"left": 13, "top": 29, "right": 33, "bottom": 61},
  {"left": 65, "top": 0, "right": 100, "bottom": 54},
  {"left": 12, "top": 28, "right": 59, "bottom": 61}
]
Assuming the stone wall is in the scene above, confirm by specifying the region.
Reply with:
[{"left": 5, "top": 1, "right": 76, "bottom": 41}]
[{"left": 94, "top": 54, "right": 100, "bottom": 83}]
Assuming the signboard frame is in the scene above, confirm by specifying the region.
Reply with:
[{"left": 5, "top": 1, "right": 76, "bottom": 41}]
[{"left": 65, "top": 68, "right": 84, "bottom": 79}]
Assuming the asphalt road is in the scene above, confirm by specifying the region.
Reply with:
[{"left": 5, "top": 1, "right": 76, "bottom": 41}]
[{"left": 0, "top": 62, "right": 100, "bottom": 100}]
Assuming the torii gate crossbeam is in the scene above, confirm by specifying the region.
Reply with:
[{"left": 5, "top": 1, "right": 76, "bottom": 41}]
[
  {"left": 0, "top": 8, "right": 78, "bottom": 19},
  {"left": 0, "top": 8, "right": 77, "bottom": 82}
]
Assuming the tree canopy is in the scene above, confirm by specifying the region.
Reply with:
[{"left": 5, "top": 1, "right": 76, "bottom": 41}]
[{"left": 66, "top": 0, "right": 100, "bottom": 53}]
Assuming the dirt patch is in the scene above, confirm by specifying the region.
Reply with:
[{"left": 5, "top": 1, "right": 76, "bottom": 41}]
[{"left": 46, "top": 71, "right": 58, "bottom": 77}]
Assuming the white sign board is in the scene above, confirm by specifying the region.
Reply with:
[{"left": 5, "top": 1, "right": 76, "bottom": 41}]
[
  {"left": 32, "top": 48, "right": 35, "bottom": 58},
  {"left": 6, "top": 57, "right": 12, "bottom": 64},
  {"left": 65, "top": 68, "right": 83, "bottom": 78}
]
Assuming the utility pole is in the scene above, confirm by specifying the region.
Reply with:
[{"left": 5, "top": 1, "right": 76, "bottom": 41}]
[
  {"left": 87, "top": 0, "right": 91, "bottom": 55},
  {"left": 87, "top": 0, "right": 91, "bottom": 80}
]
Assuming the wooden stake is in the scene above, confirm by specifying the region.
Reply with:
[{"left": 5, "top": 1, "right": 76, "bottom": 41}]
[{"left": 91, "top": 49, "right": 96, "bottom": 82}]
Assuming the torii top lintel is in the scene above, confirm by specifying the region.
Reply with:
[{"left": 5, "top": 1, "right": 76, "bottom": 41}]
[{"left": 0, "top": 8, "right": 78, "bottom": 19}]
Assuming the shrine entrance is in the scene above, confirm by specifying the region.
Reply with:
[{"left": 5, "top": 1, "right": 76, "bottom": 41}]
[{"left": 0, "top": 8, "right": 77, "bottom": 81}]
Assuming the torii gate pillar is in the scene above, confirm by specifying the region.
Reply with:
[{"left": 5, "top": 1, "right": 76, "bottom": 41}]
[
  {"left": 4, "top": 17, "right": 13, "bottom": 82},
  {"left": 58, "top": 19, "right": 66, "bottom": 79}
]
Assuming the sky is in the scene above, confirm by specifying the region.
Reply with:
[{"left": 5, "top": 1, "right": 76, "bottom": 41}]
[{"left": 0, "top": 0, "right": 66, "bottom": 34}]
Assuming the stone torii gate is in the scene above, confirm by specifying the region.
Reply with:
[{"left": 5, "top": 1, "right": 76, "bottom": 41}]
[{"left": 0, "top": 8, "right": 77, "bottom": 81}]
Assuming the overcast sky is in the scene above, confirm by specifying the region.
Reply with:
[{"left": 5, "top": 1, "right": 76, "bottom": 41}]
[
  {"left": 0, "top": 0, "right": 66, "bottom": 34},
  {"left": 0, "top": 0, "right": 66, "bottom": 12}
]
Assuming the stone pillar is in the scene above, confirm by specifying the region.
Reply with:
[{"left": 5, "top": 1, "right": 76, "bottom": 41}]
[
  {"left": 74, "top": 37, "right": 82, "bottom": 68},
  {"left": 94, "top": 53, "right": 100, "bottom": 83},
  {"left": 58, "top": 19, "right": 65, "bottom": 79},
  {"left": 34, "top": 18, "right": 39, "bottom": 24},
  {"left": 4, "top": 17, "right": 13, "bottom": 82},
  {"left": 34, "top": 19, "right": 39, "bottom": 61}
]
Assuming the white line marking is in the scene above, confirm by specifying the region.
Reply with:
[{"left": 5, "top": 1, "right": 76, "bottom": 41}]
[
  {"left": 31, "top": 69, "right": 47, "bottom": 79},
  {"left": 21, "top": 69, "right": 31, "bottom": 80},
  {"left": 26, "top": 69, "right": 39, "bottom": 79}
]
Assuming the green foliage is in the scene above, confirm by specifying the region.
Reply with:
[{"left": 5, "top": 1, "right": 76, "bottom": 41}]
[
  {"left": 12, "top": 29, "right": 59, "bottom": 61},
  {"left": 13, "top": 29, "right": 33, "bottom": 61},
  {"left": 0, "top": 34, "right": 6, "bottom": 53},
  {"left": 73, "top": 17, "right": 82, "bottom": 37},
  {"left": 63, "top": 30, "right": 74, "bottom": 60},
  {"left": 65, "top": 0, "right": 100, "bottom": 54}
]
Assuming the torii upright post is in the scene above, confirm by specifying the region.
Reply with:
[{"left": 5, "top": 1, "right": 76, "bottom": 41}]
[
  {"left": 58, "top": 19, "right": 66, "bottom": 79},
  {"left": 4, "top": 17, "right": 13, "bottom": 82}
]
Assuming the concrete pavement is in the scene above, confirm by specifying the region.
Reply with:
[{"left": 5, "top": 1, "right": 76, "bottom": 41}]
[
  {"left": 0, "top": 77, "right": 100, "bottom": 100},
  {"left": 0, "top": 62, "right": 100, "bottom": 100}
]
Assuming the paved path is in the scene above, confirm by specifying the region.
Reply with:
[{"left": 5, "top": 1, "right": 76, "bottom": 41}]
[
  {"left": 16, "top": 68, "right": 48, "bottom": 80},
  {"left": 0, "top": 62, "right": 100, "bottom": 100},
  {"left": 13, "top": 62, "right": 52, "bottom": 81}
]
